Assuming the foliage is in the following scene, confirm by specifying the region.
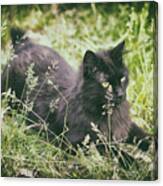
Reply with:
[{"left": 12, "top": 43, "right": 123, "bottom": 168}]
[{"left": 1, "top": 2, "right": 157, "bottom": 180}]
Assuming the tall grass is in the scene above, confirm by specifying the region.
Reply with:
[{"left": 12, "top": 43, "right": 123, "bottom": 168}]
[{"left": 1, "top": 2, "right": 157, "bottom": 180}]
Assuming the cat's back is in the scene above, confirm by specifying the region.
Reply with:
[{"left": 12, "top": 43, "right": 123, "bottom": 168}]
[
  {"left": 13, "top": 38, "right": 75, "bottom": 80},
  {"left": 2, "top": 37, "right": 77, "bottom": 96}
]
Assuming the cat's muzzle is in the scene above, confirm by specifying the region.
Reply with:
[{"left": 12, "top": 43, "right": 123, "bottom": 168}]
[{"left": 105, "top": 86, "right": 125, "bottom": 106}]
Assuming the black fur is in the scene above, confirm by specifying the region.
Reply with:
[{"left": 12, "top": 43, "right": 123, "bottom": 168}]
[{"left": 2, "top": 28, "right": 150, "bottom": 152}]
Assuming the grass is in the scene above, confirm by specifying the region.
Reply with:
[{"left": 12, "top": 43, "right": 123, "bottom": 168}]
[{"left": 1, "top": 2, "right": 157, "bottom": 180}]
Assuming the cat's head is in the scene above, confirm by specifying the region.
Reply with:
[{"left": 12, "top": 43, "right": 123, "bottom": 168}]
[{"left": 83, "top": 41, "right": 128, "bottom": 105}]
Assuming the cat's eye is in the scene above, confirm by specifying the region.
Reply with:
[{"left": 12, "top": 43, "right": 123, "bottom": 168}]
[
  {"left": 102, "top": 82, "right": 109, "bottom": 88},
  {"left": 120, "top": 76, "right": 126, "bottom": 83}
]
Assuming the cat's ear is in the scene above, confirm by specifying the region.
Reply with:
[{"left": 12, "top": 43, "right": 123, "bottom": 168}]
[
  {"left": 110, "top": 40, "right": 125, "bottom": 65},
  {"left": 83, "top": 50, "right": 98, "bottom": 77}
]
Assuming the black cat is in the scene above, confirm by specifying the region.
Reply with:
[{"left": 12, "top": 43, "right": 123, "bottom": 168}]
[{"left": 2, "top": 27, "right": 150, "bottom": 152}]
